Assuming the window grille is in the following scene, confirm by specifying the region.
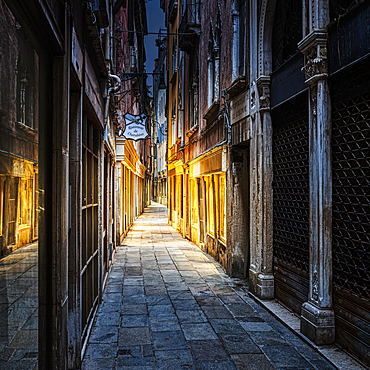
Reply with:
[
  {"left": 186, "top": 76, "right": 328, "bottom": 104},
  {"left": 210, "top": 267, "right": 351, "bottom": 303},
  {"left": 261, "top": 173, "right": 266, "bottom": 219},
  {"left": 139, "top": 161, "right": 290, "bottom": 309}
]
[
  {"left": 330, "top": 0, "right": 361, "bottom": 22},
  {"left": 272, "top": 0, "right": 302, "bottom": 71}
]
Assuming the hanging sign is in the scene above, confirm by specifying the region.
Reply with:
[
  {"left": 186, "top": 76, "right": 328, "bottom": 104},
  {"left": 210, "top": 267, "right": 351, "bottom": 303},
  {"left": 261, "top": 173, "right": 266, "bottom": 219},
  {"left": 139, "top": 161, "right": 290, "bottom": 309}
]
[{"left": 121, "top": 113, "right": 149, "bottom": 141}]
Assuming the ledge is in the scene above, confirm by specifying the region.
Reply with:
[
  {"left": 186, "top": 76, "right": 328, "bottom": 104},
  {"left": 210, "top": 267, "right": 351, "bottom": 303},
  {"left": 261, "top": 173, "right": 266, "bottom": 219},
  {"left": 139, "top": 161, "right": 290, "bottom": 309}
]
[
  {"left": 203, "top": 100, "right": 220, "bottom": 122},
  {"left": 226, "top": 76, "right": 246, "bottom": 98},
  {"left": 186, "top": 124, "right": 199, "bottom": 137},
  {"left": 16, "top": 122, "right": 37, "bottom": 136}
]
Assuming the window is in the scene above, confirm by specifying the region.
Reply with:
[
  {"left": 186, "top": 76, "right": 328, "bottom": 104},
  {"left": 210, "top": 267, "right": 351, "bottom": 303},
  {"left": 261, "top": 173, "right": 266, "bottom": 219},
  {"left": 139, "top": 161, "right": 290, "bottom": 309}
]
[
  {"left": 207, "top": 29, "right": 215, "bottom": 107},
  {"left": 189, "top": 62, "right": 199, "bottom": 130},
  {"left": 238, "top": 0, "right": 246, "bottom": 76},
  {"left": 330, "top": 0, "right": 361, "bottom": 22},
  {"left": 214, "top": 10, "right": 221, "bottom": 100},
  {"left": 272, "top": 0, "right": 302, "bottom": 71},
  {"left": 172, "top": 37, "right": 177, "bottom": 75},
  {"left": 171, "top": 100, "right": 176, "bottom": 146},
  {"left": 16, "top": 43, "right": 39, "bottom": 129},
  {"left": 208, "top": 12, "right": 221, "bottom": 107}
]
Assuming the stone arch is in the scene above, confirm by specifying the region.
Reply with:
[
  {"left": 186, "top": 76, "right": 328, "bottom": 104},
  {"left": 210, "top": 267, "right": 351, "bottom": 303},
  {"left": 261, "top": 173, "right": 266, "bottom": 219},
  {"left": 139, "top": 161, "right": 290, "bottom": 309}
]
[{"left": 258, "top": 0, "right": 277, "bottom": 77}]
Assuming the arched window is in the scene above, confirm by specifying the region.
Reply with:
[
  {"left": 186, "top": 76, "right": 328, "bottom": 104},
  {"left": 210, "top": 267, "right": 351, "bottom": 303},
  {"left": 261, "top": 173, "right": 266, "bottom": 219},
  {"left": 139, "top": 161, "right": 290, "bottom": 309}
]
[
  {"left": 189, "top": 57, "right": 199, "bottom": 130},
  {"left": 16, "top": 40, "right": 38, "bottom": 129},
  {"left": 272, "top": 0, "right": 302, "bottom": 71},
  {"left": 214, "top": 9, "right": 221, "bottom": 101},
  {"left": 207, "top": 28, "right": 215, "bottom": 107},
  {"left": 238, "top": 0, "right": 246, "bottom": 76},
  {"left": 232, "top": 0, "right": 246, "bottom": 80},
  {"left": 172, "top": 37, "right": 177, "bottom": 75}
]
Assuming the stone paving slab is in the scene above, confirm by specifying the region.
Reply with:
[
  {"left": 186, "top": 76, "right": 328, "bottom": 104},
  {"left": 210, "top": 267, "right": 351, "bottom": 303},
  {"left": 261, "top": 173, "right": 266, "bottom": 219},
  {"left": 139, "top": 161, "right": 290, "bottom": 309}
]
[
  {"left": 0, "top": 243, "right": 38, "bottom": 370},
  {"left": 81, "top": 203, "right": 340, "bottom": 370}
]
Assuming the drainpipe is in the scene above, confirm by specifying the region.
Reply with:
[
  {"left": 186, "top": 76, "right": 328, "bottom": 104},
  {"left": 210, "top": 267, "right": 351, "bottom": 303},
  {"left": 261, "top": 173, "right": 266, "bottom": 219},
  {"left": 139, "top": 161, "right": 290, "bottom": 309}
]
[{"left": 222, "top": 89, "right": 231, "bottom": 146}]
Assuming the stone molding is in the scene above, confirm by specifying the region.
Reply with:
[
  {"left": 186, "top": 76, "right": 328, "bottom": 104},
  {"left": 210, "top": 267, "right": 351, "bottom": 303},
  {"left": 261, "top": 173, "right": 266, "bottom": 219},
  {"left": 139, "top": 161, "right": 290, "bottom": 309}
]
[
  {"left": 257, "top": 75, "right": 270, "bottom": 112},
  {"left": 249, "top": 270, "right": 274, "bottom": 300},
  {"left": 301, "top": 302, "right": 335, "bottom": 345},
  {"left": 298, "top": 30, "right": 328, "bottom": 85}
]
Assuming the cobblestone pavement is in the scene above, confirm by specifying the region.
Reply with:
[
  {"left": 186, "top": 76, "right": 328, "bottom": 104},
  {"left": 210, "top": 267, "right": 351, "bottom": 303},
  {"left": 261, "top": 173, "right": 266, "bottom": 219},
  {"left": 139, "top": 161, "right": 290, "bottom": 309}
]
[
  {"left": 0, "top": 242, "right": 38, "bottom": 370},
  {"left": 82, "top": 203, "right": 336, "bottom": 370}
]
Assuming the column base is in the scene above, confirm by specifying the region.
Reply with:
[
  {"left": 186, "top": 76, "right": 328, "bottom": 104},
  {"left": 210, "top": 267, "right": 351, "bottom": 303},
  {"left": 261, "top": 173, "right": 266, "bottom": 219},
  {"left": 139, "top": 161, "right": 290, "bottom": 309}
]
[
  {"left": 301, "top": 301, "right": 335, "bottom": 345},
  {"left": 249, "top": 270, "right": 274, "bottom": 299}
]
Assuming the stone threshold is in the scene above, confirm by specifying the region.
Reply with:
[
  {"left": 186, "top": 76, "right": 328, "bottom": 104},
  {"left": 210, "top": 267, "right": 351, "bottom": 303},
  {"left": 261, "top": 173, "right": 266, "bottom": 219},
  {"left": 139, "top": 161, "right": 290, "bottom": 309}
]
[{"left": 249, "top": 293, "right": 367, "bottom": 370}]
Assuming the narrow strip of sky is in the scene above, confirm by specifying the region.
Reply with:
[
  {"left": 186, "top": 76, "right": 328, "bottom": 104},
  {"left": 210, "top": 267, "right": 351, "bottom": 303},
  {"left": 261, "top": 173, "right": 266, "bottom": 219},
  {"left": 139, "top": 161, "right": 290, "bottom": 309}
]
[{"left": 144, "top": 0, "right": 165, "bottom": 94}]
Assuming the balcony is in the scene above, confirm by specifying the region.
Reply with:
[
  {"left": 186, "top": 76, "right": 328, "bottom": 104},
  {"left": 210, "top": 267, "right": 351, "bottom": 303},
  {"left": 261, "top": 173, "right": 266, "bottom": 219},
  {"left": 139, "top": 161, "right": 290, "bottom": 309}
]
[
  {"left": 169, "top": 0, "right": 178, "bottom": 23},
  {"left": 179, "top": 3, "right": 201, "bottom": 53}
]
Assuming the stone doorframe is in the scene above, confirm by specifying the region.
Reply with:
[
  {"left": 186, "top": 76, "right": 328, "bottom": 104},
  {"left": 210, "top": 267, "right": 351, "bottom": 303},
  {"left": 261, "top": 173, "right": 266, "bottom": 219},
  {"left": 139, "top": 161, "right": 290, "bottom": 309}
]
[{"left": 248, "top": 0, "right": 276, "bottom": 300}]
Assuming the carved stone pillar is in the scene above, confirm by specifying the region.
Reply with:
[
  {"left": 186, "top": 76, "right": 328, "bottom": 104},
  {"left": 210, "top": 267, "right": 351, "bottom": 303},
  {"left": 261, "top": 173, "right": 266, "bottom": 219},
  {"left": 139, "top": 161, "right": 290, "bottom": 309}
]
[
  {"left": 249, "top": 76, "right": 274, "bottom": 299},
  {"left": 298, "top": 30, "right": 335, "bottom": 345}
]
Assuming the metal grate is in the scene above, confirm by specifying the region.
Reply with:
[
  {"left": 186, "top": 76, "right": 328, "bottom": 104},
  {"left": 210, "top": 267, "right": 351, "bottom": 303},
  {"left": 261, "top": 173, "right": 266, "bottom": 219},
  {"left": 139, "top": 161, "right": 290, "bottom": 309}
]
[
  {"left": 330, "top": 0, "right": 361, "bottom": 22},
  {"left": 272, "top": 0, "right": 302, "bottom": 71},
  {"left": 272, "top": 93, "right": 309, "bottom": 272},
  {"left": 332, "top": 60, "right": 370, "bottom": 302}
]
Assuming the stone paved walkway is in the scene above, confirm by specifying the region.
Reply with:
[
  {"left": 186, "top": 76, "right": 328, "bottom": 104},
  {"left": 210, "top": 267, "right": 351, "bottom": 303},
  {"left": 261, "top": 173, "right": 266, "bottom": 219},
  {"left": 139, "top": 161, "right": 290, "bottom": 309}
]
[{"left": 82, "top": 203, "right": 336, "bottom": 370}]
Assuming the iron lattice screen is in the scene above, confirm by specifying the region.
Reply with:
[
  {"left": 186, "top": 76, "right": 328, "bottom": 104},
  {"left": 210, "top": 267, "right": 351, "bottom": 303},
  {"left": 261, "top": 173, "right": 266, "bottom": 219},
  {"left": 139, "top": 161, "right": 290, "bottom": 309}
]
[
  {"left": 332, "top": 60, "right": 370, "bottom": 302},
  {"left": 272, "top": 93, "right": 309, "bottom": 272},
  {"left": 330, "top": 0, "right": 361, "bottom": 22}
]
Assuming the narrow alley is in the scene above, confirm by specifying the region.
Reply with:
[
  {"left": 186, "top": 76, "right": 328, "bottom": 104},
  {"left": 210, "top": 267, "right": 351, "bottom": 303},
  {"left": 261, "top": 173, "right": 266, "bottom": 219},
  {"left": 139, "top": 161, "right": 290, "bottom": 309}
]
[{"left": 82, "top": 204, "right": 336, "bottom": 370}]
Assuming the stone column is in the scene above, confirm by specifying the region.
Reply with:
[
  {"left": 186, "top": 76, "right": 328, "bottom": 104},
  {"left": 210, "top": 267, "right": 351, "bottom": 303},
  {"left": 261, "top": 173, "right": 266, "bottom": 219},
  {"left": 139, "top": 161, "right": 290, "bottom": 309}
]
[
  {"left": 249, "top": 76, "right": 274, "bottom": 299},
  {"left": 298, "top": 30, "right": 335, "bottom": 345}
]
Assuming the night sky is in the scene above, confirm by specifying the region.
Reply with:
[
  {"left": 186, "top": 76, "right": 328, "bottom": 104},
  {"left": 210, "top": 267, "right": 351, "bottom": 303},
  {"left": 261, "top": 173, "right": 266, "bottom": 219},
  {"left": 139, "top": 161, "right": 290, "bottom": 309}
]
[{"left": 144, "top": 0, "right": 166, "bottom": 93}]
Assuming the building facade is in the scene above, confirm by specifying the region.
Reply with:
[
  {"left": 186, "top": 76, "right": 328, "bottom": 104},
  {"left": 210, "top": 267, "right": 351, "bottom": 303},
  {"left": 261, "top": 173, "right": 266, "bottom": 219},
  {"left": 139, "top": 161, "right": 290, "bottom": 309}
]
[
  {"left": 0, "top": 0, "right": 40, "bottom": 256},
  {"left": 0, "top": 0, "right": 151, "bottom": 368},
  {"left": 164, "top": 0, "right": 370, "bottom": 366}
]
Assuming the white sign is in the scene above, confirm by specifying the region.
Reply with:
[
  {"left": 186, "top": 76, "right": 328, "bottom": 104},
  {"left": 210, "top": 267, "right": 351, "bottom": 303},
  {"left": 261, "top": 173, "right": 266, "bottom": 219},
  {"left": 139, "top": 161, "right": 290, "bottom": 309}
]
[
  {"left": 230, "top": 90, "right": 249, "bottom": 125},
  {"left": 122, "top": 113, "right": 149, "bottom": 141}
]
